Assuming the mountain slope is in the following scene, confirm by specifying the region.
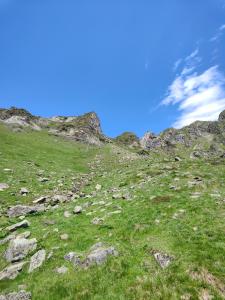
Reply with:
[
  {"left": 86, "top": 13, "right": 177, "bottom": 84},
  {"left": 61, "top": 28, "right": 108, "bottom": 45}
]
[{"left": 0, "top": 109, "right": 225, "bottom": 299}]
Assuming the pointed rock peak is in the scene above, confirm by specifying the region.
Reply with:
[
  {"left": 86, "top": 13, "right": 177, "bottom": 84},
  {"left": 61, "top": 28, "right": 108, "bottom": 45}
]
[
  {"left": 0, "top": 107, "right": 35, "bottom": 120},
  {"left": 218, "top": 109, "right": 225, "bottom": 122}
]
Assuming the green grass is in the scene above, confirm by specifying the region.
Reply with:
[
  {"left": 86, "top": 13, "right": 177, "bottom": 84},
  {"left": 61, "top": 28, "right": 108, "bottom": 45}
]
[{"left": 0, "top": 124, "right": 225, "bottom": 299}]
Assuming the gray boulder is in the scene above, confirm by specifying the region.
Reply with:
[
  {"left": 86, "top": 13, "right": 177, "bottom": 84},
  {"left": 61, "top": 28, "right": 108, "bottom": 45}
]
[
  {"left": 0, "top": 183, "right": 9, "bottom": 191},
  {"left": 5, "top": 238, "right": 37, "bottom": 262},
  {"left": 0, "top": 290, "right": 31, "bottom": 300},
  {"left": 7, "top": 205, "right": 45, "bottom": 218},
  {"left": 73, "top": 206, "right": 82, "bottom": 214},
  {"left": 28, "top": 249, "right": 46, "bottom": 273},
  {"left": 6, "top": 220, "right": 30, "bottom": 232},
  {"left": 0, "top": 261, "right": 26, "bottom": 280},
  {"left": 83, "top": 242, "right": 118, "bottom": 267}
]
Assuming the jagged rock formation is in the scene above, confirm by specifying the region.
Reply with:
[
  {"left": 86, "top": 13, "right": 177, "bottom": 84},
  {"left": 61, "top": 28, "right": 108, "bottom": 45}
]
[
  {"left": 1, "top": 106, "right": 225, "bottom": 151},
  {"left": 140, "top": 112, "right": 225, "bottom": 153},
  {"left": 0, "top": 107, "right": 109, "bottom": 145}
]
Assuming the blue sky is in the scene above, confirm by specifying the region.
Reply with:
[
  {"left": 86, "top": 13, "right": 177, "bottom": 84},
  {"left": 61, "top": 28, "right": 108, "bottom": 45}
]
[{"left": 0, "top": 0, "right": 225, "bottom": 137}]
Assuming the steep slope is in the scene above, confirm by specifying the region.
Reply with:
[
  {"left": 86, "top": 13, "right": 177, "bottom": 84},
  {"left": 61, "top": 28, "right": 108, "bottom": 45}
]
[{"left": 0, "top": 119, "right": 225, "bottom": 299}]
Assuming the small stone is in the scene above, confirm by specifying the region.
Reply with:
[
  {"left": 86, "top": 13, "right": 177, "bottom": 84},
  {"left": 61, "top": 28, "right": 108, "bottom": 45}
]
[
  {"left": 73, "top": 206, "right": 82, "bottom": 214},
  {"left": 112, "top": 193, "right": 122, "bottom": 199},
  {"left": 6, "top": 220, "right": 30, "bottom": 232},
  {"left": 20, "top": 188, "right": 29, "bottom": 195},
  {"left": 33, "top": 196, "right": 47, "bottom": 204},
  {"left": 0, "top": 183, "right": 9, "bottom": 191},
  {"left": 60, "top": 234, "right": 69, "bottom": 240},
  {"left": 95, "top": 184, "right": 102, "bottom": 191},
  {"left": 175, "top": 156, "right": 182, "bottom": 161},
  {"left": 55, "top": 266, "right": 68, "bottom": 274},
  {"left": 91, "top": 217, "right": 103, "bottom": 225},
  {"left": 28, "top": 249, "right": 46, "bottom": 273},
  {"left": 153, "top": 251, "right": 173, "bottom": 268},
  {"left": 64, "top": 211, "right": 71, "bottom": 218},
  {"left": 38, "top": 177, "right": 49, "bottom": 183}
]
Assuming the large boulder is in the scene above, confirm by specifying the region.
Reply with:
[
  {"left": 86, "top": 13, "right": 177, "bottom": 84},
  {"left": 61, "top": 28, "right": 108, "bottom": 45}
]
[
  {"left": 28, "top": 249, "right": 46, "bottom": 273},
  {"left": 7, "top": 205, "right": 45, "bottom": 218},
  {"left": 83, "top": 242, "right": 118, "bottom": 267},
  {"left": 5, "top": 238, "right": 37, "bottom": 262},
  {"left": 0, "top": 262, "right": 27, "bottom": 280}
]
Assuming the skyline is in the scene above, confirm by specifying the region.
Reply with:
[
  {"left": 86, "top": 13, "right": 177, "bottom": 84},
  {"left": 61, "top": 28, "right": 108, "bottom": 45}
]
[{"left": 0, "top": 0, "right": 225, "bottom": 137}]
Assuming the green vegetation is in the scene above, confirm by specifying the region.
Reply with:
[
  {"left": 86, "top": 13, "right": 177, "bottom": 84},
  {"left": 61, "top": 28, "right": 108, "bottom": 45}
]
[{"left": 0, "top": 123, "right": 225, "bottom": 299}]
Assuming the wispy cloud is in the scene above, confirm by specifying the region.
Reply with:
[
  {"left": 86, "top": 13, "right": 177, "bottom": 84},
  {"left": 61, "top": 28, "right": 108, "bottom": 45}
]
[
  {"left": 173, "top": 58, "right": 182, "bottom": 72},
  {"left": 210, "top": 23, "right": 225, "bottom": 42},
  {"left": 162, "top": 50, "right": 225, "bottom": 128}
]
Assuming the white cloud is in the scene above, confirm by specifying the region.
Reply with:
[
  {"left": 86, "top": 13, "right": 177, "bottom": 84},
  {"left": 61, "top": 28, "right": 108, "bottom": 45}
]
[
  {"left": 219, "top": 24, "right": 225, "bottom": 31},
  {"left": 210, "top": 23, "right": 225, "bottom": 42},
  {"left": 162, "top": 53, "right": 225, "bottom": 128},
  {"left": 173, "top": 58, "right": 182, "bottom": 72}
]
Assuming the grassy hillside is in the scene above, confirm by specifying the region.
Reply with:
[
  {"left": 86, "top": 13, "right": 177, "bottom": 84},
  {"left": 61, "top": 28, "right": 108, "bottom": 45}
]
[{"left": 1, "top": 124, "right": 225, "bottom": 299}]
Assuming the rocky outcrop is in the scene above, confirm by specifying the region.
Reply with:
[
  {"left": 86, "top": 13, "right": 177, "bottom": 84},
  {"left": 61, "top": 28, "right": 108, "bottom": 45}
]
[
  {"left": 140, "top": 110, "right": 225, "bottom": 151},
  {"left": 115, "top": 132, "right": 140, "bottom": 148},
  {"left": 0, "top": 107, "right": 109, "bottom": 146}
]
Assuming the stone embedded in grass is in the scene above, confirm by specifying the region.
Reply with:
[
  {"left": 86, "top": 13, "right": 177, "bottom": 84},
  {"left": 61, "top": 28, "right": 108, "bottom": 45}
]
[
  {"left": 6, "top": 220, "right": 30, "bottom": 232},
  {"left": 60, "top": 234, "right": 69, "bottom": 240},
  {"left": 20, "top": 188, "right": 29, "bottom": 196},
  {"left": 0, "top": 290, "right": 31, "bottom": 300},
  {"left": 28, "top": 249, "right": 46, "bottom": 273},
  {"left": 95, "top": 184, "right": 102, "bottom": 191},
  {"left": 64, "top": 252, "right": 81, "bottom": 266},
  {"left": 0, "top": 261, "right": 27, "bottom": 280},
  {"left": 33, "top": 196, "right": 47, "bottom": 204},
  {"left": 38, "top": 177, "right": 49, "bottom": 183},
  {"left": 91, "top": 217, "right": 104, "bottom": 225},
  {"left": 175, "top": 156, "right": 182, "bottom": 161},
  {"left": 7, "top": 204, "right": 45, "bottom": 218},
  {"left": 55, "top": 266, "right": 68, "bottom": 274},
  {"left": 51, "top": 194, "right": 68, "bottom": 205},
  {"left": 5, "top": 238, "right": 37, "bottom": 262},
  {"left": 0, "top": 183, "right": 9, "bottom": 191},
  {"left": 73, "top": 206, "right": 82, "bottom": 214},
  {"left": 64, "top": 211, "right": 71, "bottom": 218},
  {"left": 112, "top": 193, "right": 122, "bottom": 199},
  {"left": 152, "top": 251, "right": 173, "bottom": 269},
  {"left": 83, "top": 242, "right": 118, "bottom": 267}
]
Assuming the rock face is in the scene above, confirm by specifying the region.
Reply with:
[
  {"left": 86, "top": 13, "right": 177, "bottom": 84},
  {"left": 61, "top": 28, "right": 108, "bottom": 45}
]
[
  {"left": 5, "top": 238, "right": 37, "bottom": 262},
  {"left": 0, "top": 290, "right": 31, "bottom": 300},
  {"left": 0, "top": 107, "right": 108, "bottom": 146},
  {"left": 140, "top": 110, "right": 225, "bottom": 151},
  {"left": 1, "top": 106, "right": 225, "bottom": 149}
]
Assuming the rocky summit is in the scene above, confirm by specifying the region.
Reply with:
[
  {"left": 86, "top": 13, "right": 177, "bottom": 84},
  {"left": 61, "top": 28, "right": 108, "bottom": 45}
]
[{"left": 0, "top": 107, "right": 225, "bottom": 300}]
